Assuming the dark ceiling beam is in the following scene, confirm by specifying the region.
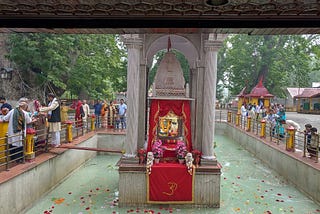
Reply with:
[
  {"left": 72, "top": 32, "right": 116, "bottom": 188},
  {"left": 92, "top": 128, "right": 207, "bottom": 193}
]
[{"left": 0, "top": 17, "right": 320, "bottom": 29}]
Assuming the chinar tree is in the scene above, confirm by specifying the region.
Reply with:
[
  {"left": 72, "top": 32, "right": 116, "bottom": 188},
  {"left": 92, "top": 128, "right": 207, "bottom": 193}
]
[
  {"left": 6, "top": 33, "right": 127, "bottom": 100},
  {"left": 218, "top": 34, "right": 320, "bottom": 98}
]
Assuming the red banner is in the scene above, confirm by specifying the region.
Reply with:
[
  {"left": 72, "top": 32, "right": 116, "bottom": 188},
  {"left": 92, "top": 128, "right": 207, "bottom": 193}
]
[{"left": 147, "top": 163, "right": 194, "bottom": 203}]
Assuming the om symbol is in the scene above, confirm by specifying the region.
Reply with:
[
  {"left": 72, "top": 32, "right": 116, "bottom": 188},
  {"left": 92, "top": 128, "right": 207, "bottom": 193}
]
[{"left": 162, "top": 182, "right": 178, "bottom": 196}]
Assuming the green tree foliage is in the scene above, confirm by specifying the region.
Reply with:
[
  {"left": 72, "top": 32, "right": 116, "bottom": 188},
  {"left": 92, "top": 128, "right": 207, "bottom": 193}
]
[
  {"left": 148, "top": 50, "right": 190, "bottom": 90},
  {"left": 6, "top": 34, "right": 127, "bottom": 100},
  {"left": 218, "top": 35, "right": 320, "bottom": 98}
]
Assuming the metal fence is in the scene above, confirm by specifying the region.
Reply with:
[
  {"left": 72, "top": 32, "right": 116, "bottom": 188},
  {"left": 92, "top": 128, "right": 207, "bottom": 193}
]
[
  {"left": 219, "top": 110, "right": 319, "bottom": 163},
  {"left": 1, "top": 110, "right": 318, "bottom": 172}
]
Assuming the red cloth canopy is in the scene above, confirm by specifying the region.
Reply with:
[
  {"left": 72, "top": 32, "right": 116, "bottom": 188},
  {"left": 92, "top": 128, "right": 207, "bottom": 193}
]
[{"left": 147, "top": 99, "right": 192, "bottom": 153}]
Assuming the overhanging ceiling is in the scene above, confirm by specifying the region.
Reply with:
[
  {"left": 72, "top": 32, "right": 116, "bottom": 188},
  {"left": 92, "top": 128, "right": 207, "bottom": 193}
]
[{"left": 0, "top": 0, "right": 319, "bottom": 35}]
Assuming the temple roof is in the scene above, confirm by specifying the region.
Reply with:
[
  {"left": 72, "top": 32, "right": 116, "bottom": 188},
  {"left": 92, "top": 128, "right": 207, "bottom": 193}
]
[
  {"left": 294, "top": 88, "right": 320, "bottom": 98},
  {"left": 236, "top": 87, "right": 247, "bottom": 98},
  {"left": 246, "top": 78, "right": 274, "bottom": 98},
  {"left": 287, "top": 88, "right": 306, "bottom": 98}
]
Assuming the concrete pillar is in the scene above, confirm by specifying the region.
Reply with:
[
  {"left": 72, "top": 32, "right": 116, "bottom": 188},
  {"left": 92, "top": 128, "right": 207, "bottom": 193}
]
[
  {"left": 122, "top": 34, "right": 143, "bottom": 157},
  {"left": 201, "top": 37, "right": 224, "bottom": 160}
]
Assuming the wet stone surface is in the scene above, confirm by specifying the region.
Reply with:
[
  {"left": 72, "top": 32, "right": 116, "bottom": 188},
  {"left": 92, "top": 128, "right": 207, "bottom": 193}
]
[{"left": 26, "top": 135, "right": 320, "bottom": 214}]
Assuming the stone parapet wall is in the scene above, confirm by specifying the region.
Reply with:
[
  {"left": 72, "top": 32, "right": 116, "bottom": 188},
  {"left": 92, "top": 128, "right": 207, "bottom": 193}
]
[{"left": 0, "top": 136, "right": 97, "bottom": 214}]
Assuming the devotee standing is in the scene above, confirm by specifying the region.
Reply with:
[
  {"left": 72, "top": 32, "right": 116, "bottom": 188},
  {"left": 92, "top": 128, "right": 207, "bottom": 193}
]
[
  {"left": 0, "top": 96, "right": 12, "bottom": 116},
  {"left": 40, "top": 93, "right": 61, "bottom": 147},
  {"left": 31, "top": 99, "right": 47, "bottom": 146},
  {"left": 275, "top": 107, "right": 286, "bottom": 138},
  {"left": 100, "top": 100, "right": 108, "bottom": 128},
  {"left": 60, "top": 100, "right": 69, "bottom": 123},
  {"left": 1, "top": 98, "right": 33, "bottom": 162},
  {"left": 107, "top": 101, "right": 116, "bottom": 128},
  {"left": 93, "top": 100, "right": 102, "bottom": 128},
  {"left": 74, "top": 100, "right": 84, "bottom": 128},
  {"left": 118, "top": 98, "right": 127, "bottom": 130},
  {"left": 240, "top": 103, "right": 247, "bottom": 119},
  {"left": 82, "top": 100, "right": 90, "bottom": 128}
]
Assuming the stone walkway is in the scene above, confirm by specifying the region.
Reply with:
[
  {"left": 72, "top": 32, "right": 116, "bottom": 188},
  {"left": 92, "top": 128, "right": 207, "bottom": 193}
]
[{"left": 286, "top": 112, "right": 320, "bottom": 130}]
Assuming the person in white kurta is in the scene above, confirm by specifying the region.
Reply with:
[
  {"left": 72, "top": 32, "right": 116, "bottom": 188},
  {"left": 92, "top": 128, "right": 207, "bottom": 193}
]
[
  {"left": 2, "top": 100, "right": 32, "bottom": 162},
  {"left": 82, "top": 100, "right": 91, "bottom": 128},
  {"left": 40, "top": 94, "right": 61, "bottom": 147}
]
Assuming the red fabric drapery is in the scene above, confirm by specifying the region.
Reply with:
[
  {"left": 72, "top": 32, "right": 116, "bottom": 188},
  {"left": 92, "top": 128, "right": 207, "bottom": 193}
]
[
  {"left": 147, "top": 99, "right": 192, "bottom": 152},
  {"left": 147, "top": 163, "right": 194, "bottom": 203}
]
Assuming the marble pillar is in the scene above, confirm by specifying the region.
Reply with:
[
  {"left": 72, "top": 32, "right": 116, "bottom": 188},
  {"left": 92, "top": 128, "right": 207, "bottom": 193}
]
[
  {"left": 201, "top": 39, "right": 224, "bottom": 160},
  {"left": 122, "top": 35, "right": 143, "bottom": 157}
]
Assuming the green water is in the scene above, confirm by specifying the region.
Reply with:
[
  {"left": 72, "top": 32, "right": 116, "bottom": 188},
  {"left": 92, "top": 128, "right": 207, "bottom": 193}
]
[{"left": 26, "top": 135, "right": 320, "bottom": 214}]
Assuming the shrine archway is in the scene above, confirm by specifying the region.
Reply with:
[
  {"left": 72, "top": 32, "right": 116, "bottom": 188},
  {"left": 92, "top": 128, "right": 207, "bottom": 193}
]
[{"left": 146, "top": 35, "right": 199, "bottom": 69}]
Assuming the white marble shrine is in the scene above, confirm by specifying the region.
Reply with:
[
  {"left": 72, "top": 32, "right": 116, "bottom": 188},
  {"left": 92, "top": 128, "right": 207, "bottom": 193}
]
[{"left": 118, "top": 33, "right": 226, "bottom": 207}]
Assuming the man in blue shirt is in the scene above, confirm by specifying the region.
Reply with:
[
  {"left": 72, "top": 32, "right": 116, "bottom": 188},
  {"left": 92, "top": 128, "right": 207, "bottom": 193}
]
[
  {"left": 118, "top": 99, "right": 127, "bottom": 130},
  {"left": 93, "top": 100, "right": 102, "bottom": 128}
]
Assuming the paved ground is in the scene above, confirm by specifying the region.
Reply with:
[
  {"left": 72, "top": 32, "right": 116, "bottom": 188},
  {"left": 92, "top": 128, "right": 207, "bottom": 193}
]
[
  {"left": 220, "top": 109, "right": 320, "bottom": 131},
  {"left": 286, "top": 112, "right": 320, "bottom": 130}
]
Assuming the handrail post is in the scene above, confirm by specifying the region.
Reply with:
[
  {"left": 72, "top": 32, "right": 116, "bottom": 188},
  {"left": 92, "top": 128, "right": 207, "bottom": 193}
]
[
  {"left": 91, "top": 114, "right": 95, "bottom": 131},
  {"left": 303, "top": 134, "right": 307, "bottom": 157},
  {"left": 227, "top": 111, "right": 232, "bottom": 123},
  {"left": 25, "top": 128, "right": 36, "bottom": 161},
  {"left": 0, "top": 121, "right": 9, "bottom": 164},
  {"left": 260, "top": 119, "right": 266, "bottom": 138},
  {"left": 236, "top": 113, "right": 240, "bottom": 126},
  {"left": 246, "top": 116, "right": 251, "bottom": 132},
  {"left": 65, "top": 120, "right": 73, "bottom": 143},
  {"left": 286, "top": 126, "right": 295, "bottom": 152},
  {"left": 316, "top": 134, "right": 319, "bottom": 163},
  {"left": 5, "top": 133, "right": 9, "bottom": 170}
]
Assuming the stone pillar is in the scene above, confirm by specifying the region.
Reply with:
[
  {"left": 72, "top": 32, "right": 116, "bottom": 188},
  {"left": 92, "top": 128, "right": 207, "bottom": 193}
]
[
  {"left": 138, "top": 59, "right": 147, "bottom": 150},
  {"left": 194, "top": 65, "right": 205, "bottom": 151},
  {"left": 201, "top": 37, "right": 224, "bottom": 160},
  {"left": 122, "top": 35, "right": 143, "bottom": 158}
]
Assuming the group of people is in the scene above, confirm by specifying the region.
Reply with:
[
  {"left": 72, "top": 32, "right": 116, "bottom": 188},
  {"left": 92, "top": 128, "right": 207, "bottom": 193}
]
[
  {"left": 240, "top": 101, "right": 267, "bottom": 120},
  {"left": 304, "top": 123, "right": 319, "bottom": 158},
  {"left": 0, "top": 94, "right": 61, "bottom": 162},
  {"left": 241, "top": 102, "right": 287, "bottom": 138},
  {"left": 61, "top": 99, "right": 91, "bottom": 128},
  {"left": 264, "top": 105, "right": 287, "bottom": 138},
  {"left": 0, "top": 94, "right": 128, "bottom": 163},
  {"left": 93, "top": 98, "right": 127, "bottom": 130}
]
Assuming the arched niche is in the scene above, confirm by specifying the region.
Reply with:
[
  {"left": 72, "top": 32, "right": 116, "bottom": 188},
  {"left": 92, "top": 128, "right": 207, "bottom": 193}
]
[{"left": 145, "top": 34, "right": 200, "bottom": 69}]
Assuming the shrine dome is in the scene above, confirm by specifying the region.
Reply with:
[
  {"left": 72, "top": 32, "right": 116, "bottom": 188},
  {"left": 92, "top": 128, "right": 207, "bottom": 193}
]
[{"left": 246, "top": 78, "right": 274, "bottom": 98}]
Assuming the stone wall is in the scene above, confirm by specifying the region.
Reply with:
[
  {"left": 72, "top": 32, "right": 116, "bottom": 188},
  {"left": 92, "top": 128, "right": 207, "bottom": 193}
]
[{"left": 0, "top": 34, "right": 25, "bottom": 100}]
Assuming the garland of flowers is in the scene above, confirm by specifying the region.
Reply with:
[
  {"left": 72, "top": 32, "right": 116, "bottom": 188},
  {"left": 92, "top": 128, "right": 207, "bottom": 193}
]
[
  {"left": 175, "top": 140, "right": 187, "bottom": 159},
  {"left": 152, "top": 139, "right": 164, "bottom": 158}
]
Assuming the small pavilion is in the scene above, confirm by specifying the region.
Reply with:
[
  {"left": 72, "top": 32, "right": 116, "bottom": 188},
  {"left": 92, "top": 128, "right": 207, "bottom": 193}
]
[
  {"left": 294, "top": 88, "right": 320, "bottom": 114},
  {"left": 246, "top": 79, "right": 274, "bottom": 109},
  {"left": 237, "top": 78, "right": 274, "bottom": 112}
]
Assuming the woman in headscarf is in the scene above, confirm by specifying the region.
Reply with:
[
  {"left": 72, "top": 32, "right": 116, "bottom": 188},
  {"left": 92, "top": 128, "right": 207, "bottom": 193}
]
[
  {"left": 31, "top": 99, "right": 47, "bottom": 146},
  {"left": 100, "top": 100, "right": 108, "bottom": 128},
  {"left": 107, "top": 101, "right": 116, "bottom": 128},
  {"left": 75, "top": 100, "right": 83, "bottom": 128}
]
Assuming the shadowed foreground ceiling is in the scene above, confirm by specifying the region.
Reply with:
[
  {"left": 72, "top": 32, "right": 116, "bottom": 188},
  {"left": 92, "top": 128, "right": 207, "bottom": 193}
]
[{"left": 0, "top": 0, "right": 319, "bottom": 35}]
